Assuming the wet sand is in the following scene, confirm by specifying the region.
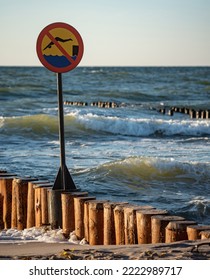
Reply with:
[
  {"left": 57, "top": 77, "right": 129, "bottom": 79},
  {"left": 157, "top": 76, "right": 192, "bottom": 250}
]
[{"left": 0, "top": 239, "right": 210, "bottom": 260}]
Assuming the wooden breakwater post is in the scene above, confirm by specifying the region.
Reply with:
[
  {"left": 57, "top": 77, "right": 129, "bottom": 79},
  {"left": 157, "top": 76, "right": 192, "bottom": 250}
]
[
  {"left": 151, "top": 215, "right": 185, "bottom": 243},
  {"left": 136, "top": 209, "right": 168, "bottom": 244},
  {"left": 41, "top": 185, "right": 52, "bottom": 226},
  {"left": 11, "top": 178, "right": 37, "bottom": 230},
  {"left": 88, "top": 200, "right": 108, "bottom": 245},
  {"left": 189, "top": 109, "right": 196, "bottom": 119},
  {"left": 204, "top": 110, "right": 210, "bottom": 119},
  {"left": 74, "top": 196, "right": 96, "bottom": 240},
  {"left": 165, "top": 220, "right": 197, "bottom": 243},
  {"left": 103, "top": 201, "right": 128, "bottom": 245},
  {"left": 83, "top": 199, "right": 97, "bottom": 242},
  {"left": 34, "top": 183, "right": 53, "bottom": 227},
  {"left": 157, "top": 106, "right": 210, "bottom": 119},
  {"left": 0, "top": 194, "right": 3, "bottom": 229},
  {"left": 200, "top": 110, "right": 206, "bottom": 119},
  {"left": 200, "top": 230, "right": 210, "bottom": 239},
  {"left": 113, "top": 204, "right": 126, "bottom": 245},
  {"left": 27, "top": 181, "right": 38, "bottom": 228},
  {"left": 27, "top": 180, "right": 50, "bottom": 228},
  {"left": 0, "top": 174, "right": 17, "bottom": 229},
  {"left": 124, "top": 205, "right": 155, "bottom": 245},
  {"left": 187, "top": 225, "right": 210, "bottom": 240},
  {"left": 61, "top": 192, "right": 88, "bottom": 237}
]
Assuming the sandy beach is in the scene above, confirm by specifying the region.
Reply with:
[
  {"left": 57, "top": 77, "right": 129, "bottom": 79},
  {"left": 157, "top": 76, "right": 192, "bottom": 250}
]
[{"left": 0, "top": 239, "right": 210, "bottom": 260}]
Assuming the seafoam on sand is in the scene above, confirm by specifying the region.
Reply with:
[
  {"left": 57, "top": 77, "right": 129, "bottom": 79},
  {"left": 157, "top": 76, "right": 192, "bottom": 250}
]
[{"left": 0, "top": 227, "right": 87, "bottom": 244}]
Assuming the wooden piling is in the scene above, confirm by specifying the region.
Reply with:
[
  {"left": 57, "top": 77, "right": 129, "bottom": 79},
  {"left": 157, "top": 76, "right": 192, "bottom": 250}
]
[
  {"left": 34, "top": 183, "right": 52, "bottom": 227},
  {"left": 0, "top": 176, "right": 14, "bottom": 229},
  {"left": 88, "top": 200, "right": 108, "bottom": 245},
  {"left": 12, "top": 178, "right": 37, "bottom": 230},
  {"left": 206, "top": 110, "right": 210, "bottom": 119},
  {"left": 0, "top": 194, "right": 3, "bottom": 229},
  {"left": 27, "top": 181, "right": 49, "bottom": 228},
  {"left": 11, "top": 179, "right": 17, "bottom": 229},
  {"left": 187, "top": 225, "right": 210, "bottom": 240},
  {"left": 41, "top": 186, "right": 52, "bottom": 226},
  {"left": 27, "top": 181, "right": 36, "bottom": 228},
  {"left": 151, "top": 215, "right": 185, "bottom": 243},
  {"left": 200, "top": 110, "right": 206, "bottom": 119},
  {"left": 168, "top": 109, "right": 173, "bottom": 116},
  {"left": 103, "top": 202, "right": 128, "bottom": 245},
  {"left": 165, "top": 220, "right": 197, "bottom": 243},
  {"left": 83, "top": 200, "right": 93, "bottom": 242},
  {"left": 189, "top": 109, "right": 196, "bottom": 119},
  {"left": 74, "top": 196, "right": 96, "bottom": 240},
  {"left": 61, "top": 192, "right": 88, "bottom": 237},
  {"left": 124, "top": 205, "right": 155, "bottom": 245},
  {"left": 196, "top": 110, "right": 201, "bottom": 119},
  {"left": 200, "top": 230, "right": 210, "bottom": 239},
  {"left": 35, "top": 186, "right": 42, "bottom": 227},
  {"left": 136, "top": 209, "right": 168, "bottom": 244},
  {"left": 159, "top": 108, "right": 165, "bottom": 114},
  {"left": 114, "top": 204, "right": 126, "bottom": 245}
]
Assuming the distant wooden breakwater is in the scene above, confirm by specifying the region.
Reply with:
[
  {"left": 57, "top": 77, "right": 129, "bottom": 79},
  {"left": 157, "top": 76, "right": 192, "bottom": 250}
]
[
  {"left": 1, "top": 171, "right": 210, "bottom": 245},
  {"left": 64, "top": 100, "right": 210, "bottom": 120},
  {"left": 64, "top": 100, "right": 119, "bottom": 108},
  {"left": 157, "top": 106, "right": 210, "bottom": 119}
]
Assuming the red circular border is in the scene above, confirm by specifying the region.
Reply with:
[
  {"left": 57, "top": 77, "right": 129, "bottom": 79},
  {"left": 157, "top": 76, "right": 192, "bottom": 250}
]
[{"left": 36, "top": 22, "right": 84, "bottom": 73}]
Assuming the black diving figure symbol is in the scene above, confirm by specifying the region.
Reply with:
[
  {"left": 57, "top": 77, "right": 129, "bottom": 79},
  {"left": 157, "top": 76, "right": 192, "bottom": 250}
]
[{"left": 43, "top": 37, "right": 73, "bottom": 50}]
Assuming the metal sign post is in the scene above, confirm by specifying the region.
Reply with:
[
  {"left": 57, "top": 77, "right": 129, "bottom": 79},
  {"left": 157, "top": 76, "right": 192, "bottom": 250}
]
[
  {"left": 36, "top": 22, "right": 84, "bottom": 191},
  {"left": 53, "top": 72, "right": 77, "bottom": 190}
]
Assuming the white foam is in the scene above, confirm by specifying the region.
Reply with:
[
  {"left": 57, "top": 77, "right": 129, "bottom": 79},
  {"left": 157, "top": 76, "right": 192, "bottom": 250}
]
[
  {"left": 189, "top": 196, "right": 210, "bottom": 206},
  {"left": 67, "top": 111, "right": 210, "bottom": 137},
  {"left": 0, "top": 227, "right": 86, "bottom": 245}
]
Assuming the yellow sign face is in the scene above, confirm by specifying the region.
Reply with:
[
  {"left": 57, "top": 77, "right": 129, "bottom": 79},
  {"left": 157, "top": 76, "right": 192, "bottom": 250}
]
[{"left": 41, "top": 28, "right": 78, "bottom": 56}]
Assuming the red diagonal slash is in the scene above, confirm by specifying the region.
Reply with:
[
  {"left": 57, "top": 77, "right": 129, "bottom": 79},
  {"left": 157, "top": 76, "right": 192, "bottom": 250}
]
[{"left": 45, "top": 31, "right": 76, "bottom": 64}]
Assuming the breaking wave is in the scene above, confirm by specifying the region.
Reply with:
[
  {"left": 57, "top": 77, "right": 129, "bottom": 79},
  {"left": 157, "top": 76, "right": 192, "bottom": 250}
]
[
  {"left": 79, "top": 156, "right": 210, "bottom": 223},
  {"left": 1, "top": 112, "right": 210, "bottom": 138},
  {"left": 84, "top": 156, "right": 210, "bottom": 185},
  {"left": 73, "top": 112, "right": 210, "bottom": 137}
]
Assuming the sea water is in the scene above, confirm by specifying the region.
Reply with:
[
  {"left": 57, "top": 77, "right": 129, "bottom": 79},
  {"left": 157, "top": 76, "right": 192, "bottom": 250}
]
[{"left": 0, "top": 66, "right": 210, "bottom": 231}]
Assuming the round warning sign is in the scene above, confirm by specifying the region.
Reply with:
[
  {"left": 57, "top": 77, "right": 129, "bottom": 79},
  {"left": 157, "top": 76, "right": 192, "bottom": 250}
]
[{"left": 36, "top": 22, "right": 84, "bottom": 73}]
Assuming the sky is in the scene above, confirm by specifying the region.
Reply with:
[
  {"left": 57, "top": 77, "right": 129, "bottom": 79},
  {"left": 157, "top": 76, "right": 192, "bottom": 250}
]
[{"left": 0, "top": 0, "right": 210, "bottom": 66}]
